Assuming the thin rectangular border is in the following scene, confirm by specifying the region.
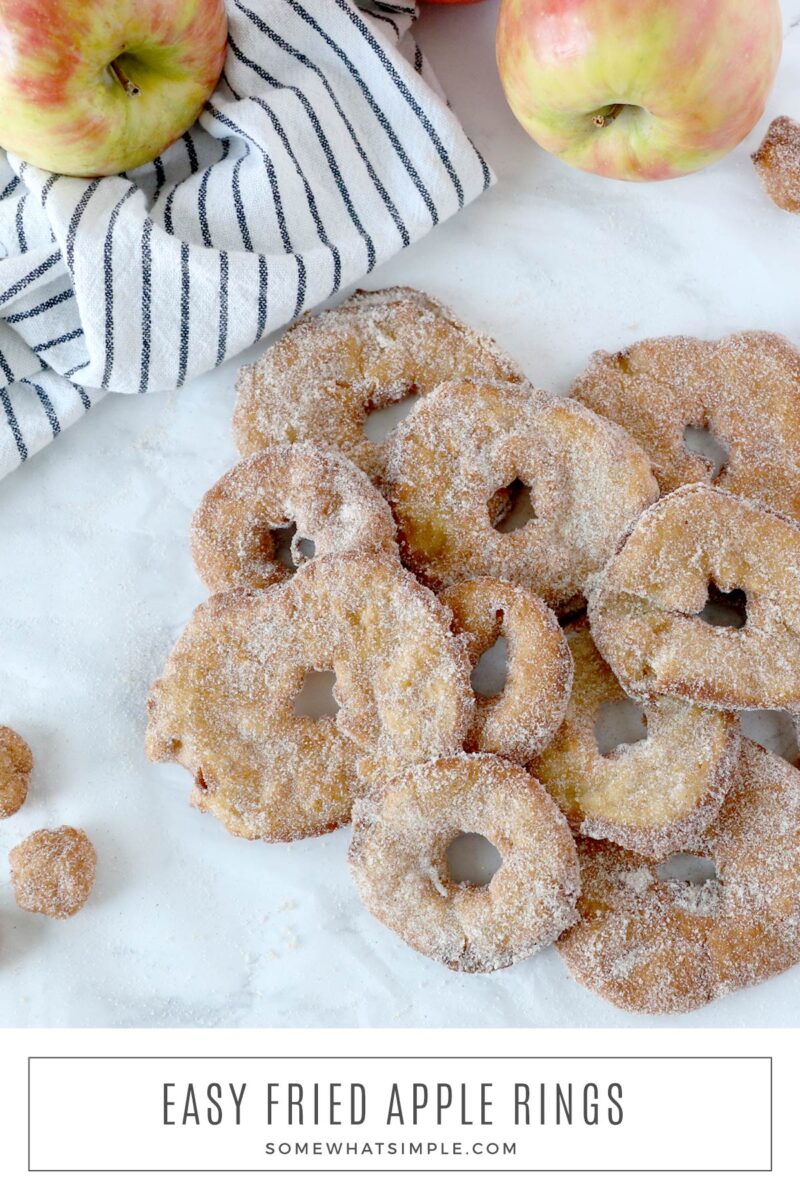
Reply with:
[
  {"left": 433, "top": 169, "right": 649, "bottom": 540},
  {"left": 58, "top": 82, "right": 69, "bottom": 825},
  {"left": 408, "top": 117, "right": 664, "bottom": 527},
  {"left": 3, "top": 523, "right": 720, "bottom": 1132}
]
[{"left": 27, "top": 1055, "right": 773, "bottom": 1174}]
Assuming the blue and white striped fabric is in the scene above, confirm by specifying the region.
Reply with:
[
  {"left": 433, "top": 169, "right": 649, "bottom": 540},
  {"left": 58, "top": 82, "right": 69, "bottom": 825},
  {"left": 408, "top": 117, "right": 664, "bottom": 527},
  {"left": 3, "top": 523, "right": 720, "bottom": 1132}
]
[{"left": 0, "top": 0, "right": 493, "bottom": 478}]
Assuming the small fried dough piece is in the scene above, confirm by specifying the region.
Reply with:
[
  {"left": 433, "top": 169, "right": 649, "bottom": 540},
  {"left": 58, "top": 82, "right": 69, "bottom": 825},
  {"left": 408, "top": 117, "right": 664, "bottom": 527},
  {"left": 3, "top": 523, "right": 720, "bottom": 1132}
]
[
  {"left": 0, "top": 726, "right": 33, "bottom": 818},
  {"left": 10, "top": 827, "right": 96, "bottom": 919},
  {"left": 753, "top": 115, "right": 800, "bottom": 213}
]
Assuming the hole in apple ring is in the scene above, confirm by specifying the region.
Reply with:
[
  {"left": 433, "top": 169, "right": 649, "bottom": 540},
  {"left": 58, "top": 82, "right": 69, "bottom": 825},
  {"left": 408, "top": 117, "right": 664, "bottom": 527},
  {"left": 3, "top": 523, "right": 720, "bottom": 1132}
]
[
  {"left": 683, "top": 424, "right": 729, "bottom": 481},
  {"left": 446, "top": 832, "right": 503, "bottom": 888},
  {"left": 490, "top": 478, "right": 536, "bottom": 533},
  {"left": 293, "top": 670, "right": 340, "bottom": 720},
  {"left": 594, "top": 698, "right": 648, "bottom": 756},
  {"left": 364, "top": 393, "right": 421, "bottom": 444},
  {"left": 698, "top": 583, "right": 747, "bottom": 630},
  {"left": 656, "top": 854, "right": 717, "bottom": 885},
  {"left": 470, "top": 634, "right": 509, "bottom": 698}
]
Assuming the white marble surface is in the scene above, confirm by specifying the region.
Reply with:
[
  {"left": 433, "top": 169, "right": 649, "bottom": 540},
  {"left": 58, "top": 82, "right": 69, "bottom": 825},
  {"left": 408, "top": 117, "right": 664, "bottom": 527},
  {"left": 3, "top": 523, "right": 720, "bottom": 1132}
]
[{"left": 1, "top": 1, "right": 799, "bottom": 1028}]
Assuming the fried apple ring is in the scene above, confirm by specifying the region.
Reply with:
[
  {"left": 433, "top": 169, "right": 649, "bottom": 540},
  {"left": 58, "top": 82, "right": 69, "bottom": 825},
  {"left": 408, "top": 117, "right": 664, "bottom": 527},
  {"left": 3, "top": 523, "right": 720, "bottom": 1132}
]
[
  {"left": 589, "top": 484, "right": 800, "bottom": 712},
  {"left": 191, "top": 444, "right": 398, "bottom": 592},
  {"left": 386, "top": 379, "right": 658, "bottom": 609},
  {"left": 557, "top": 741, "right": 800, "bottom": 1014},
  {"left": 572, "top": 330, "right": 800, "bottom": 518},
  {"left": 233, "top": 287, "right": 522, "bottom": 483},
  {"left": 349, "top": 754, "right": 580, "bottom": 973},
  {"left": 0, "top": 726, "right": 33, "bottom": 819},
  {"left": 440, "top": 578, "right": 573, "bottom": 762},
  {"left": 531, "top": 623, "right": 739, "bottom": 858},
  {"left": 753, "top": 115, "right": 800, "bottom": 214},
  {"left": 146, "top": 554, "right": 473, "bottom": 843}
]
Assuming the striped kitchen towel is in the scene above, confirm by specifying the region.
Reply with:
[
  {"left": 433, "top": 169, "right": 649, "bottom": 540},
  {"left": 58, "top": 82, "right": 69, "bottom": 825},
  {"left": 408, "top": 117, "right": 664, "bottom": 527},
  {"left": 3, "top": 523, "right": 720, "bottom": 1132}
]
[{"left": 0, "top": 0, "right": 492, "bottom": 478}]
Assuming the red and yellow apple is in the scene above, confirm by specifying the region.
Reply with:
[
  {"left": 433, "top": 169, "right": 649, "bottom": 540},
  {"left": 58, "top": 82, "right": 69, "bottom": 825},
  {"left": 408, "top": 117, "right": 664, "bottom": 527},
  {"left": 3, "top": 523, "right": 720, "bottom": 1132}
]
[
  {"left": 0, "top": 0, "right": 228, "bottom": 177},
  {"left": 496, "top": 0, "right": 783, "bottom": 181}
]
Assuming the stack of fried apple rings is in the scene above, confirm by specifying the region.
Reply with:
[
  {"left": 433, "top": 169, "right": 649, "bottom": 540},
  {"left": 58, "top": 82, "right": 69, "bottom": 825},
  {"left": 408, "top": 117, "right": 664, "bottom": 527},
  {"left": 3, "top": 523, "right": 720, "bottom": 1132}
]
[{"left": 147, "top": 290, "right": 800, "bottom": 1012}]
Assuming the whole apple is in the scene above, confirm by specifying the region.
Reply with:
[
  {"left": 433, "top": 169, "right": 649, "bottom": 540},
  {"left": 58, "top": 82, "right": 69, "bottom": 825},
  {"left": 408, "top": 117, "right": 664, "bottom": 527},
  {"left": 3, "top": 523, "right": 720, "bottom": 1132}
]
[
  {"left": 496, "top": 0, "right": 782, "bottom": 181},
  {"left": 0, "top": 0, "right": 228, "bottom": 177}
]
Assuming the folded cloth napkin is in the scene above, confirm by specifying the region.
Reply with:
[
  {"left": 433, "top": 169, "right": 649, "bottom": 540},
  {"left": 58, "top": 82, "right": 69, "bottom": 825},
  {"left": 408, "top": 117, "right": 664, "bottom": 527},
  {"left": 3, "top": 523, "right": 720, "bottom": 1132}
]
[{"left": 0, "top": 0, "right": 492, "bottom": 479}]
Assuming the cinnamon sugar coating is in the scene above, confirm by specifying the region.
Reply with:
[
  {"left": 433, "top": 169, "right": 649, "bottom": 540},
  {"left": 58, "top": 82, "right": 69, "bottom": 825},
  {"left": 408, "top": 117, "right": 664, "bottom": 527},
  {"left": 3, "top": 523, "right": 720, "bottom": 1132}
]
[
  {"left": 753, "top": 116, "right": 800, "bottom": 213},
  {"left": 557, "top": 741, "right": 800, "bottom": 1014},
  {"left": 349, "top": 754, "right": 580, "bottom": 973},
  {"left": 191, "top": 444, "right": 398, "bottom": 593},
  {"left": 233, "top": 287, "right": 522, "bottom": 485},
  {"left": 0, "top": 725, "right": 33, "bottom": 819},
  {"left": 10, "top": 827, "right": 96, "bottom": 919},
  {"left": 386, "top": 379, "right": 658, "bottom": 610},
  {"left": 589, "top": 484, "right": 800, "bottom": 711},
  {"left": 573, "top": 330, "right": 800, "bottom": 518},
  {"left": 441, "top": 578, "right": 573, "bottom": 763},
  {"left": 146, "top": 554, "right": 473, "bottom": 842},
  {"left": 531, "top": 623, "right": 739, "bottom": 858}
]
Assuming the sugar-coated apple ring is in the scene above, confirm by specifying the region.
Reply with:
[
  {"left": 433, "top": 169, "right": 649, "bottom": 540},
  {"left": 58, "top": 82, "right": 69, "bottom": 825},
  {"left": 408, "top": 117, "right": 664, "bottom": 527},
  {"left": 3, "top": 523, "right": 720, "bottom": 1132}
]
[
  {"left": 440, "top": 577, "right": 573, "bottom": 763},
  {"left": 191, "top": 444, "right": 397, "bottom": 592},
  {"left": 349, "top": 754, "right": 580, "bottom": 973},
  {"left": 232, "top": 287, "right": 522, "bottom": 484},
  {"left": 386, "top": 379, "right": 658, "bottom": 609},
  {"left": 572, "top": 330, "right": 800, "bottom": 518},
  {"left": 146, "top": 554, "right": 473, "bottom": 842},
  {"left": 531, "top": 622, "right": 740, "bottom": 858},
  {"left": 589, "top": 484, "right": 800, "bottom": 712},
  {"left": 557, "top": 741, "right": 800, "bottom": 1014}
]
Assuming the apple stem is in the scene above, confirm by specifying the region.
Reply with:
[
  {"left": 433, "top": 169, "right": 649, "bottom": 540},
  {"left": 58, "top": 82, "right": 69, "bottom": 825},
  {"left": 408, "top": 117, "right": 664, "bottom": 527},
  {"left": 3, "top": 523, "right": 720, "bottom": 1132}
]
[
  {"left": 593, "top": 103, "right": 625, "bottom": 129},
  {"left": 110, "top": 60, "right": 140, "bottom": 97}
]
